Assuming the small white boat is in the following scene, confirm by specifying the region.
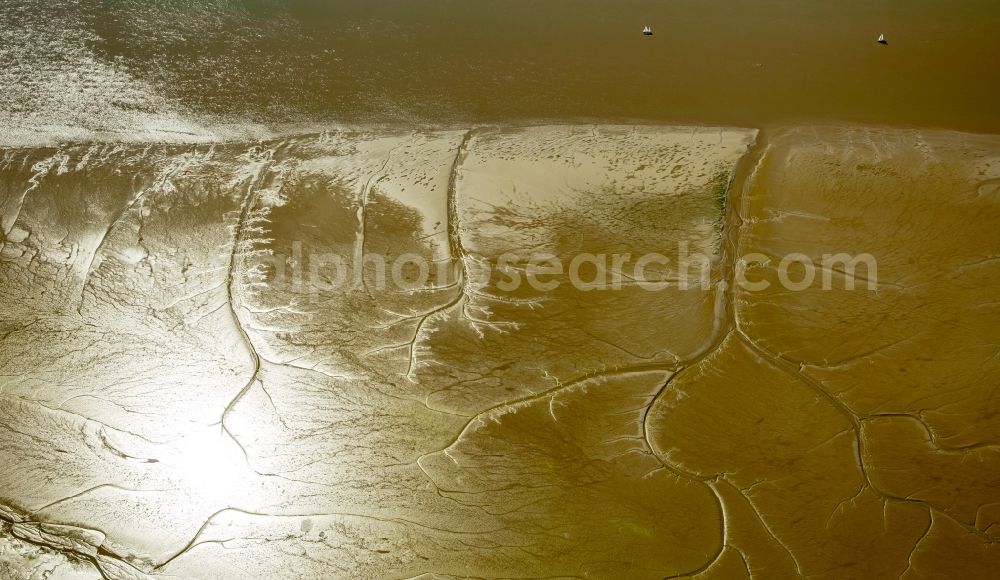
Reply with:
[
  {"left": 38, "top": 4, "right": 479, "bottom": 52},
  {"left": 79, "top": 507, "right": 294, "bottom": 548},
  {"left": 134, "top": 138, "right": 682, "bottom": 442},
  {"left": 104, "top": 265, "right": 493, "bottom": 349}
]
[
  {"left": 877, "top": 33, "right": 887, "bottom": 44},
  {"left": 642, "top": 25, "right": 653, "bottom": 36}
]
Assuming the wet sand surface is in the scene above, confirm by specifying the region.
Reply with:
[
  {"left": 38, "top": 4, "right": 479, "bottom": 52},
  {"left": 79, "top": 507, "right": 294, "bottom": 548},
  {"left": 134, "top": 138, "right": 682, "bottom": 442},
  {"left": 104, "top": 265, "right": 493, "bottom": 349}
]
[
  {"left": 2, "top": 2, "right": 1000, "bottom": 580},
  {"left": 2, "top": 125, "right": 999, "bottom": 579}
]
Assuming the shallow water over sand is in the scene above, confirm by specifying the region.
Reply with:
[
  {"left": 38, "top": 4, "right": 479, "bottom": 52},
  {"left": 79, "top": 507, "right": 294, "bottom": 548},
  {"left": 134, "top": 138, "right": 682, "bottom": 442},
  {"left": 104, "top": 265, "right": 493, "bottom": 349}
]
[{"left": 2, "top": 0, "right": 999, "bottom": 143}]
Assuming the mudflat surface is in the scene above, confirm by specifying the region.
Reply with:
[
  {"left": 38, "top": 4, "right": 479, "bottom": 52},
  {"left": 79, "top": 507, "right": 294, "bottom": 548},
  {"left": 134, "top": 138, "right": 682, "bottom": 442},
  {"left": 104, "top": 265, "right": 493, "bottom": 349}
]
[
  {"left": 3, "top": 1, "right": 1000, "bottom": 578},
  {"left": 1, "top": 125, "right": 999, "bottom": 578}
]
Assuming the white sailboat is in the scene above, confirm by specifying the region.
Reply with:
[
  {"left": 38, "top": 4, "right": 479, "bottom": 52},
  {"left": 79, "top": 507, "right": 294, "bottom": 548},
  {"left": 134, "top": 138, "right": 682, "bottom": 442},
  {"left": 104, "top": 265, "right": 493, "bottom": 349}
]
[
  {"left": 642, "top": 25, "right": 653, "bottom": 36},
  {"left": 877, "top": 33, "right": 887, "bottom": 45}
]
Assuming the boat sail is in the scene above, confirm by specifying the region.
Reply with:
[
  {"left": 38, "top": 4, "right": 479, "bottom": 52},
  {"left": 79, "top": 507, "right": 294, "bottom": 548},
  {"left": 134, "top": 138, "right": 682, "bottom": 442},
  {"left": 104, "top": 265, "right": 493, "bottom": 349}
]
[
  {"left": 877, "top": 33, "right": 887, "bottom": 44},
  {"left": 643, "top": 25, "right": 653, "bottom": 36}
]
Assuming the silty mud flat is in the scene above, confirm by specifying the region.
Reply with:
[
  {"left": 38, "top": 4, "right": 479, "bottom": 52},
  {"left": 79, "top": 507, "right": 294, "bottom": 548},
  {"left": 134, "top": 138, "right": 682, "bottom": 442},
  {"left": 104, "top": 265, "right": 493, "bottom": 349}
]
[{"left": 1, "top": 124, "right": 999, "bottom": 578}]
